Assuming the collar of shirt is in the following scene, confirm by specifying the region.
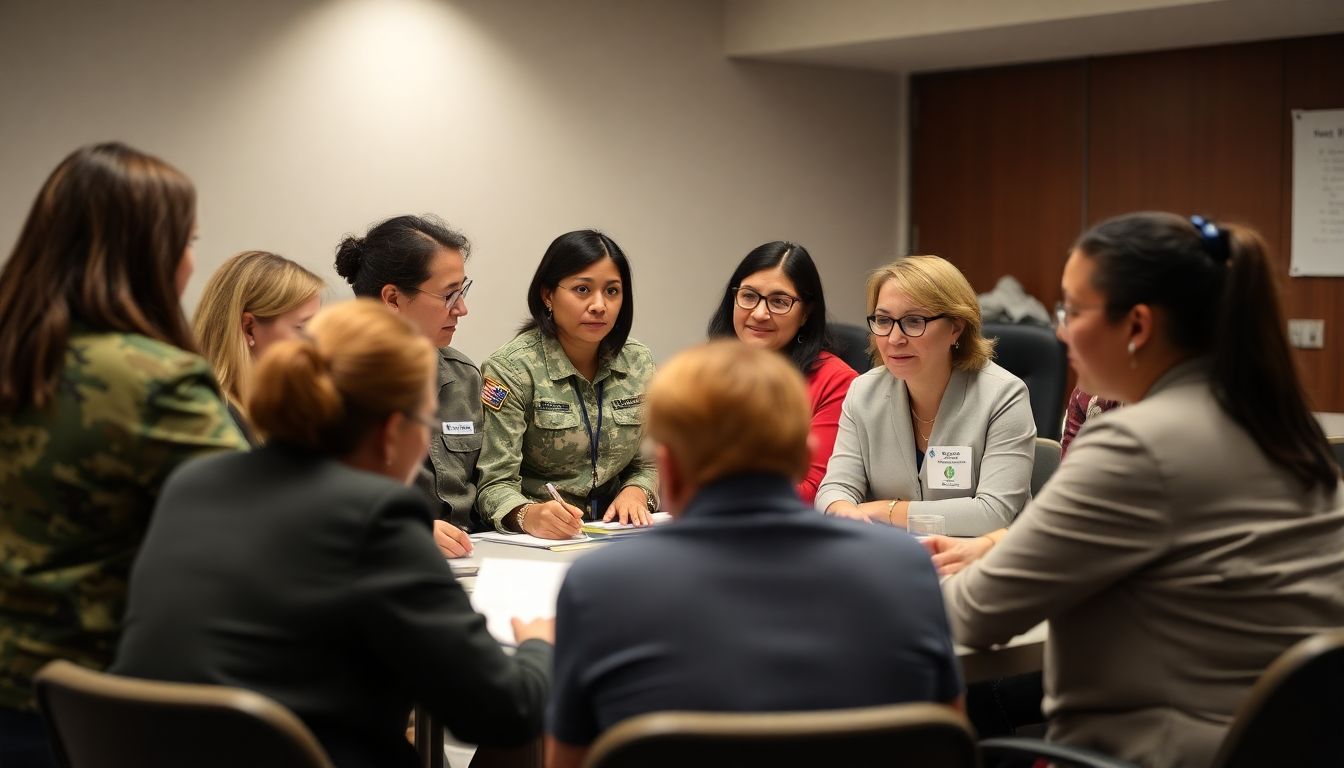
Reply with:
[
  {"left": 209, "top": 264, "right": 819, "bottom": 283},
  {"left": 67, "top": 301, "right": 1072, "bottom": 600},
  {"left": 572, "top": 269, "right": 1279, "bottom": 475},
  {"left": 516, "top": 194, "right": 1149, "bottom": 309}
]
[{"left": 540, "top": 331, "right": 629, "bottom": 383}]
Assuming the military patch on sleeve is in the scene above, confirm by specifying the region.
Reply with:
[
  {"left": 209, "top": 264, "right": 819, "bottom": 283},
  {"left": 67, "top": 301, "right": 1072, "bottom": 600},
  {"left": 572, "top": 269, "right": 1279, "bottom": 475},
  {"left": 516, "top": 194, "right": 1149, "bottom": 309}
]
[
  {"left": 482, "top": 377, "right": 510, "bottom": 411},
  {"left": 611, "top": 394, "right": 645, "bottom": 410}
]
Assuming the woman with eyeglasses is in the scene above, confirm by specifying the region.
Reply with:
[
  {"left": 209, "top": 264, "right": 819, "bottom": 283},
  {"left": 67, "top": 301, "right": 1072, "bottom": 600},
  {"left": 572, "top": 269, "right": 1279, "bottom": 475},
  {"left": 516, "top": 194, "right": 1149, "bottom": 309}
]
[
  {"left": 113, "top": 300, "right": 554, "bottom": 768},
  {"left": 194, "top": 250, "right": 325, "bottom": 445},
  {"left": 815, "top": 255, "right": 1036, "bottom": 536},
  {"left": 940, "top": 213, "right": 1344, "bottom": 767},
  {"left": 336, "top": 215, "right": 478, "bottom": 557},
  {"left": 476, "top": 230, "right": 658, "bottom": 539},
  {"left": 706, "top": 241, "right": 858, "bottom": 503}
]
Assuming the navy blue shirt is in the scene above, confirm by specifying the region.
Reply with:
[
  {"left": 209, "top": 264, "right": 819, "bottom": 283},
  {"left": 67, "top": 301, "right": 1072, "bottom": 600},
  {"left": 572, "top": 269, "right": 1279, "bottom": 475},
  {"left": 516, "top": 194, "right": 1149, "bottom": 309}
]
[{"left": 549, "top": 472, "right": 962, "bottom": 745}]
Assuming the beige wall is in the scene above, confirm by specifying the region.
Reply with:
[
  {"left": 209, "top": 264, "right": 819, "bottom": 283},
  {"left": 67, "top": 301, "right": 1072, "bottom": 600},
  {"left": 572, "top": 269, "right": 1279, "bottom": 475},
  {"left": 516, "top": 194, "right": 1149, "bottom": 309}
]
[{"left": 0, "top": 0, "right": 898, "bottom": 363}]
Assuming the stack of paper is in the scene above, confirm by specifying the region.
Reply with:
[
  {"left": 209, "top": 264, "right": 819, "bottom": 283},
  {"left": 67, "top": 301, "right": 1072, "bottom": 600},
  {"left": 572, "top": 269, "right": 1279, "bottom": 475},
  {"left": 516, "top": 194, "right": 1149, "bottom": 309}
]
[
  {"left": 581, "top": 511, "right": 673, "bottom": 536},
  {"left": 472, "top": 530, "right": 592, "bottom": 551}
]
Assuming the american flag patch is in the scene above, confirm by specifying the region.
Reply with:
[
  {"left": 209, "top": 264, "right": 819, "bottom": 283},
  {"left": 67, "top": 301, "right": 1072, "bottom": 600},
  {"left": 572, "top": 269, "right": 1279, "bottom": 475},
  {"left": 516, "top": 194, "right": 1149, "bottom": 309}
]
[{"left": 481, "top": 377, "right": 510, "bottom": 411}]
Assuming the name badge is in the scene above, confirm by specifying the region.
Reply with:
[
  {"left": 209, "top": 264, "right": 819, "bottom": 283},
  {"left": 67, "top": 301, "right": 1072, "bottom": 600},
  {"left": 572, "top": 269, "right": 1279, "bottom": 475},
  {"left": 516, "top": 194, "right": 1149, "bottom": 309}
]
[
  {"left": 925, "top": 445, "right": 973, "bottom": 490},
  {"left": 442, "top": 421, "right": 475, "bottom": 435}
]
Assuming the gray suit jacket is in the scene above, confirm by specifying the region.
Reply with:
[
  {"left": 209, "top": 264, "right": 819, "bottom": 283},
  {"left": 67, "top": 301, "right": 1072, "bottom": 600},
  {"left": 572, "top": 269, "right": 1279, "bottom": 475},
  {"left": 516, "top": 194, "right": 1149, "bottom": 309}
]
[
  {"left": 945, "top": 360, "right": 1344, "bottom": 768},
  {"left": 815, "top": 361, "right": 1036, "bottom": 535}
]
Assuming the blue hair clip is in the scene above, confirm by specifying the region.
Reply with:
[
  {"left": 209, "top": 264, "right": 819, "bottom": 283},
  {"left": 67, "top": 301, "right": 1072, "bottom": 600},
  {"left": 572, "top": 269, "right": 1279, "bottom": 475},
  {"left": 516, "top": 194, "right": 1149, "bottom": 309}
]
[{"left": 1190, "top": 215, "right": 1230, "bottom": 264}]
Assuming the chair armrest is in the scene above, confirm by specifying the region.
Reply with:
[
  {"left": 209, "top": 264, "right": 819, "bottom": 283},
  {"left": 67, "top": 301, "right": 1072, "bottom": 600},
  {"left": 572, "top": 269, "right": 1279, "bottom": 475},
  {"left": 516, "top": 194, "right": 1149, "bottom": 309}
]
[{"left": 980, "top": 737, "right": 1141, "bottom": 768}]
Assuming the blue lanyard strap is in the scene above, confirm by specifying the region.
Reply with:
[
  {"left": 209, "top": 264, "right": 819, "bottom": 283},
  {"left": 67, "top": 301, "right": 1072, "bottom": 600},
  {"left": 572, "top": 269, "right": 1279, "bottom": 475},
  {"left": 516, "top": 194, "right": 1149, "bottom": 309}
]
[{"left": 569, "top": 379, "right": 604, "bottom": 491}]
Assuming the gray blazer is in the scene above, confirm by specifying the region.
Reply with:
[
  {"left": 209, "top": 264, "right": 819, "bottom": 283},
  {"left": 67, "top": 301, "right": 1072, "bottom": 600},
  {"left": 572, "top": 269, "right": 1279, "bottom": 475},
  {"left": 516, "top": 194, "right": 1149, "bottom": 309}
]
[
  {"left": 815, "top": 361, "right": 1035, "bottom": 535},
  {"left": 945, "top": 360, "right": 1344, "bottom": 768}
]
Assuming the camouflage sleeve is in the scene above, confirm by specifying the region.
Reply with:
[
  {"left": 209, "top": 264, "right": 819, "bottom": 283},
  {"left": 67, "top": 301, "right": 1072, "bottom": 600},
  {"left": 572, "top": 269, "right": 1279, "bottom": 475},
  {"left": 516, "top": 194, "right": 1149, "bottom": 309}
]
[
  {"left": 134, "top": 353, "right": 249, "bottom": 492},
  {"left": 476, "top": 355, "right": 534, "bottom": 531},
  {"left": 616, "top": 346, "right": 657, "bottom": 501}
]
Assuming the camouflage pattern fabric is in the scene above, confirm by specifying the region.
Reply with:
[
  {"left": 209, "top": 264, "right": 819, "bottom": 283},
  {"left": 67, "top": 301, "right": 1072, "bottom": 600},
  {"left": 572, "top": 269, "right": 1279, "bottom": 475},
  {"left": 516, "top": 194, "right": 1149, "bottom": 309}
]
[
  {"left": 0, "top": 332, "right": 246, "bottom": 710},
  {"left": 477, "top": 328, "right": 657, "bottom": 530}
]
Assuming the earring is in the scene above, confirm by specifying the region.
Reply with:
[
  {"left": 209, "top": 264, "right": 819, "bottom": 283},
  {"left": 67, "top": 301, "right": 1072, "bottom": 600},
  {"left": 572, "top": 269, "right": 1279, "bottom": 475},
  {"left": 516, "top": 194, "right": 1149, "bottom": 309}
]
[
  {"left": 795, "top": 334, "right": 804, "bottom": 345},
  {"left": 1127, "top": 340, "right": 1138, "bottom": 369},
  {"left": 545, "top": 304, "right": 553, "bottom": 319},
  {"left": 247, "top": 338, "right": 255, "bottom": 347},
  {"left": 953, "top": 341, "right": 960, "bottom": 350}
]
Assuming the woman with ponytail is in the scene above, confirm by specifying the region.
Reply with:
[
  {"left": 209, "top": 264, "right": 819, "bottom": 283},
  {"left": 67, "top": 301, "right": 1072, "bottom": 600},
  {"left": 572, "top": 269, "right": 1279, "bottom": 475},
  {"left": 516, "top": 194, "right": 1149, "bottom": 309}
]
[
  {"left": 940, "top": 212, "right": 1344, "bottom": 768},
  {"left": 113, "top": 301, "right": 553, "bottom": 768}
]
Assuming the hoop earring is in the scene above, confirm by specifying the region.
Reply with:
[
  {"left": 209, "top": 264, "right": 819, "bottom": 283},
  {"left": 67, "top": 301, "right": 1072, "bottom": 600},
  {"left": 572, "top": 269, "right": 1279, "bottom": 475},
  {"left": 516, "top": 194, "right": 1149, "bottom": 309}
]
[{"left": 796, "top": 334, "right": 804, "bottom": 345}]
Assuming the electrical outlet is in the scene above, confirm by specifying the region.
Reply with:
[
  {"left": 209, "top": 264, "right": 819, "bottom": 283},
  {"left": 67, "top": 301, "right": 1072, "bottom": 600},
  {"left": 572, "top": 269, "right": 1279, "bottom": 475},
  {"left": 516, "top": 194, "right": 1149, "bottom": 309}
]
[{"left": 1287, "top": 319, "right": 1325, "bottom": 349}]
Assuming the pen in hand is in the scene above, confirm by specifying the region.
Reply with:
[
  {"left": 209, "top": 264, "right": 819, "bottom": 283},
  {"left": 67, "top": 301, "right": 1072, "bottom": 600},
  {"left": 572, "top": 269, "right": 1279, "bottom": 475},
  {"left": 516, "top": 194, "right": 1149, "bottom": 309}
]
[{"left": 545, "top": 483, "right": 584, "bottom": 536}]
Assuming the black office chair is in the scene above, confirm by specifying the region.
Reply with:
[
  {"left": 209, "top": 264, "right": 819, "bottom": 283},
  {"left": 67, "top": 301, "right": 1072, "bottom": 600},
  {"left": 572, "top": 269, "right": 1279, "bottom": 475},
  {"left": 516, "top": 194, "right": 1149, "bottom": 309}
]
[
  {"left": 982, "top": 323, "right": 1067, "bottom": 441},
  {"left": 980, "top": 629, "right": 1344, "bottom": 767},
  {"left": 584, "top": 703, "right": 978, "bottom": 768},
  {"left": 34, "top": 660, "right": 334, "bottom": 768},
  {"left": 827, "top": 322, "right": 873, "bottom": 373}
]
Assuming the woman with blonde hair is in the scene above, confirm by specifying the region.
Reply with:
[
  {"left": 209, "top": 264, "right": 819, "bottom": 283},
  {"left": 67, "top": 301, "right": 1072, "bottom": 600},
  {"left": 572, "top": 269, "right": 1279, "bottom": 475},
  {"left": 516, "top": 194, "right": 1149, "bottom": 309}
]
[
  {"left": 0, "top": 142, "right": 245, "bottom": 766},
  {"left": 193, "top": 250, "right": 324, "bottom": 442},
  {"left": 816, "top": 255, "right": 1035, "bottom": 535},
  {"left": 114, "top": 300, "right": 554, "bottom": 768}
]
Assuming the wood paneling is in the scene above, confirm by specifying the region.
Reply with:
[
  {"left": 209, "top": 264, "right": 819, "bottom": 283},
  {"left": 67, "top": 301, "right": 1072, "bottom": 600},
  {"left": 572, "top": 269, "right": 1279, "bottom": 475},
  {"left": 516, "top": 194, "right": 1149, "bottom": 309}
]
[
  {"left": 911, "top": 62, "right": 1086, "bottom": 305},
  {"left": 1281, "top": 35, "right": 1344, "bottom": 413},
  {"left": 910, "top": 34, "right": 1344, "bottom": 411}
]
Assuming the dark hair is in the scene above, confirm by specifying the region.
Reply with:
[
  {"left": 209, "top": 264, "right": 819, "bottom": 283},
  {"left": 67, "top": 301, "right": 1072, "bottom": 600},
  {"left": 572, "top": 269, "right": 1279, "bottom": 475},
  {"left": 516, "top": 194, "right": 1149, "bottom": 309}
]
[
  {"left": 334, "top": 214, "right": 470, "bottom": 298},
  {"left": 521, "top": 230, "right": 634, "bottom": 360},
  {"left": 706, "top": 241, "right": 832, "bottom": 374},
  {"left": 1076, "top": 211, "right": 1337, "bottom": 490},
  {"left": 0, "top": 142, "right": 197, "bottom": 413}
]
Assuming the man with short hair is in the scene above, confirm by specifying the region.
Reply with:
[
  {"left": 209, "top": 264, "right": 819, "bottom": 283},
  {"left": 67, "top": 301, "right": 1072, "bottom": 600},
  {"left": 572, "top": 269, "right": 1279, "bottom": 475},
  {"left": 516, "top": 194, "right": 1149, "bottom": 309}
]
[{"left": 545, "top": 340, "right": 963, "bottom": 768}]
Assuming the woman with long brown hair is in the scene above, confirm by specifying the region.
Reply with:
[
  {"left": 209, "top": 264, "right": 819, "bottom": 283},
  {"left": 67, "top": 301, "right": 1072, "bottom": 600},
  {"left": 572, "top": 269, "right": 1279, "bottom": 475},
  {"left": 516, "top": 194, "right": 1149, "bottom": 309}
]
[{"left": 0, "top": 143, "right": 245, "bottom": 766}]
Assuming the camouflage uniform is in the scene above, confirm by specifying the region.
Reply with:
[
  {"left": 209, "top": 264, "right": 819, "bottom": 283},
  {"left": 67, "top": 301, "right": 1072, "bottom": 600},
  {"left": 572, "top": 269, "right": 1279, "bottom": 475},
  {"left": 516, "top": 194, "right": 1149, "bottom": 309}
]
[
  {"left": 477, "top": 328, "right": 657, "bottom": 531},
  {"left": 414, "top": 346, "right": 485, "bottom": 532},
  {"left": 0, "top": 331, "right": 246, "bottom": 711}
]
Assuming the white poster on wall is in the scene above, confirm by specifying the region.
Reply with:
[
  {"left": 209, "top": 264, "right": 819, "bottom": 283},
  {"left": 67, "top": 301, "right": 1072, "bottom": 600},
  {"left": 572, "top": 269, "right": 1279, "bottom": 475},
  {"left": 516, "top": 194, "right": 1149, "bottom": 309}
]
[{"left": 1291, "top": 108, "right": 1344, "bottom": 277}]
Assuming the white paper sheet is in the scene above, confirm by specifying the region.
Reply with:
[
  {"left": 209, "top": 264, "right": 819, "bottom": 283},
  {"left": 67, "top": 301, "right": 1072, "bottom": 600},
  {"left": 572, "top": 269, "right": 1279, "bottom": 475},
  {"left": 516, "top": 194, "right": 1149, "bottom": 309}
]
[{"left": 468, "top": 558, "right": 571, "bottom": 644}]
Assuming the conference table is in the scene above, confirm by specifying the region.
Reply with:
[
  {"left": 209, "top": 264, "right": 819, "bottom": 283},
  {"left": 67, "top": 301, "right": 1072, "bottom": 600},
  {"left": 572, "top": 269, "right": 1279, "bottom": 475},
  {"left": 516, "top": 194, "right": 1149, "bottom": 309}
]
[{"left": 418, "top": 536, "right": 1047, "bottom": 768}]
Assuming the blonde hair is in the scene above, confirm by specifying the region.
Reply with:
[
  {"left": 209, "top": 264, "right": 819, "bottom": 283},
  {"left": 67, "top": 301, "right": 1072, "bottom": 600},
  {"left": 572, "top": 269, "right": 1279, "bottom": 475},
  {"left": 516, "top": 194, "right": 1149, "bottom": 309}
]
[
  {"left": 249, "top": 299, "right": 435, "bottom": 455},
  {"left": 646, "top": 340, "right": 810, "bottom": 488},
  {"left": 864, "top": 255, "right": 993, "bottom": 371},
  {"left": 193, "top": 251, "right": 324, "bottom": 420}
]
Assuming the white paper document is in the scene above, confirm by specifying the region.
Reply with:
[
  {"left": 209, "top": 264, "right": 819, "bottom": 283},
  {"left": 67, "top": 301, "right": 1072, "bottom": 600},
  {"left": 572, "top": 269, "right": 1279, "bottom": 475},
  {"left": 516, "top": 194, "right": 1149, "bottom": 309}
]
[
  {"left": 471, "top": 530, "right": 590, "bottom": 549},
  {"left": 469, "top": 558, "right": 571, "bottom": 645}
]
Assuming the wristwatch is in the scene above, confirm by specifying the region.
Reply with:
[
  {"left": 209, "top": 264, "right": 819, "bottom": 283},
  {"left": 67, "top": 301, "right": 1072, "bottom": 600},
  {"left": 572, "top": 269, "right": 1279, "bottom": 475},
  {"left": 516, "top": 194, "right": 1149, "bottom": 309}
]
[{"left": 641, "top": 487, "right": 658, "bottom": 512}]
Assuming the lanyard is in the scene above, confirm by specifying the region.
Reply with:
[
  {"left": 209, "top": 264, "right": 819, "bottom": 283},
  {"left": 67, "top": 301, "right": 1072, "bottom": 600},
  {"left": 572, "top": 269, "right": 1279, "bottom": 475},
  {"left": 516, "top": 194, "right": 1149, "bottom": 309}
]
[{"left": 569, "top": 379, "right": 604, "bottom": 491}]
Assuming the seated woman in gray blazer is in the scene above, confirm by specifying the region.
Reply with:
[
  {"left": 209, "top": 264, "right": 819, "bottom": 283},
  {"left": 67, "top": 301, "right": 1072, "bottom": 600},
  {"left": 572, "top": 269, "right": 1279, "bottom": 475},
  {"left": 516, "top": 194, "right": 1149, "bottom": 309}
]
[
  {"left": 113, "top": 301, "right": 553, "bottom": 768},
  {"left": 816, "top": 255, "right": 1036, "bottom": 536},
  {"left": 941, "top": 213, "right": 1344, "bottom": 768}
]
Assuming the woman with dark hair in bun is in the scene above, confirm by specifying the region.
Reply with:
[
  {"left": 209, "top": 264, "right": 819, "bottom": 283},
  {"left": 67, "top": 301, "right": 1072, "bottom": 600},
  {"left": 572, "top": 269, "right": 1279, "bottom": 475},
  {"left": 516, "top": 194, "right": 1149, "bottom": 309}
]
[
  {"left": 940, "top": 212, "right": 1344, "bottom": 767},
  {"left": 335, "top": 215, "right": 479, "bottom": 558},
  {"left": 114, "top": 300, "right": 553, "bottom": 768}
]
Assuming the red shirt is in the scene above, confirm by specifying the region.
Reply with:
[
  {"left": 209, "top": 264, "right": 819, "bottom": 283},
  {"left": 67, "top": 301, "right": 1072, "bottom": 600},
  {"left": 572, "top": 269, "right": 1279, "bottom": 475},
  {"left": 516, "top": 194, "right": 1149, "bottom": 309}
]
[{"left": 798, "top": 351, "right": 859, "bottom": 503}]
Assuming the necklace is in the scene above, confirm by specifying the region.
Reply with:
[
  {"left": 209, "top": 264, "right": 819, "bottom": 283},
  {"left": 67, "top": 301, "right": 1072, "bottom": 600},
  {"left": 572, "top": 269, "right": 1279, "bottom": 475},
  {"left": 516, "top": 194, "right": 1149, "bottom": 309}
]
[{"left": 910, "top": 405, "right": 933, "bottom": 443}]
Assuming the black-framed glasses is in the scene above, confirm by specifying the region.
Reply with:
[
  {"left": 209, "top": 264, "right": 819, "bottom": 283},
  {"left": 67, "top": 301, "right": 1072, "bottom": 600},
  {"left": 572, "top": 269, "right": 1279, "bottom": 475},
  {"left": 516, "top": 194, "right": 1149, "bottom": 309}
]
[
  {"left": 866, "top": 313, "right": 946, "bottom": 337},
  {"left": 733, "top": 287, "right": 800, "bottom": 315},
  {"left": 408, "top": 277, "right": 473, "bottom": 311}
]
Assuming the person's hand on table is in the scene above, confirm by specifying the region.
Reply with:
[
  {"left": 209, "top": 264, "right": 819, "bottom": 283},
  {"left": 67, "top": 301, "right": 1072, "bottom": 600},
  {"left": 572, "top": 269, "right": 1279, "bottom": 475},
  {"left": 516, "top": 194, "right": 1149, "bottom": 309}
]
[
  {"left": 433, "top": 520, "right": 473, "bottom": 558},
  {"left": 825, "top": 501, "right": 871, "bottom": 523},
  {"left": 922, "top": 533, "right": 998, "bottom": 576},
  {"left": 522, "top": 499, "right": 584, "bottom": 539},
  {"left": 511, "top": 616, "right": 556, "bottom": 645},
  {"left": 604, "top": 486, "right": 653, "bottom": 526}
]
